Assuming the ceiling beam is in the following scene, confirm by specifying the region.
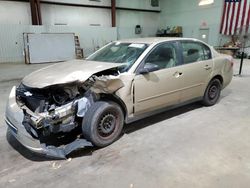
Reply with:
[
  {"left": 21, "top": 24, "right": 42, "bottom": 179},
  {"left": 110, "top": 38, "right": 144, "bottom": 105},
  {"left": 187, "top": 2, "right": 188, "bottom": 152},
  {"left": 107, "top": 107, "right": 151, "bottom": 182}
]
[
  {"left": 7, "top": 0, "right": 161, "bottom": 13},
  {"left": 29, "top": 0, "right": 42, "bottom": 25},
  {"left": 111, "top": 0, "right": 116, "bottom": 27}
]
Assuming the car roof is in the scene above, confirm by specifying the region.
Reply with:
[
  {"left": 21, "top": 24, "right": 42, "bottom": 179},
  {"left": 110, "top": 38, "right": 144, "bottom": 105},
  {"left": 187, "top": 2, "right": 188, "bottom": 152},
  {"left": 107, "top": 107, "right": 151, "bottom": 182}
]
[{"left": 117, "top": 37, "right": 204, "bottom": 45}]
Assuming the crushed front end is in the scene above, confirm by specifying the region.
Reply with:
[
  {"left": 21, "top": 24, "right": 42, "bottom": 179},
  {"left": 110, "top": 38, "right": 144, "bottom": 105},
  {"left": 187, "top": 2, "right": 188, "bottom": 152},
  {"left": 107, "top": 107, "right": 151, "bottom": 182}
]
[
  {"left": 5, "top": 81, "right": 96, "bottom": 158},
  {"left": 5, "top": 71, "right": 124, "bottom": 159}
]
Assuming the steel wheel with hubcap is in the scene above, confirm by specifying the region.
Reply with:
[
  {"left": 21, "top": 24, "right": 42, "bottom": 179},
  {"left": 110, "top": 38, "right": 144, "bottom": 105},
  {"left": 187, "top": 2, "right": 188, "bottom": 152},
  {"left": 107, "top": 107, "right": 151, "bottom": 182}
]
[
  {"left": 202, "top": 78, "right": 222, "bottom": 106},
  {"left": 82, "top": 101, "right": 124, "bottom": 147}
]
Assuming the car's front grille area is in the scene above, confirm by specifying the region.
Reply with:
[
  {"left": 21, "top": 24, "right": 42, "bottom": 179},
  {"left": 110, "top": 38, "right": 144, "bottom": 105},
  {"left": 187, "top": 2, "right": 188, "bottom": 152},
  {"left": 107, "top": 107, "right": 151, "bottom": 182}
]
[{"left": 16, "top": 84, "right": 48, "bottom": 112}]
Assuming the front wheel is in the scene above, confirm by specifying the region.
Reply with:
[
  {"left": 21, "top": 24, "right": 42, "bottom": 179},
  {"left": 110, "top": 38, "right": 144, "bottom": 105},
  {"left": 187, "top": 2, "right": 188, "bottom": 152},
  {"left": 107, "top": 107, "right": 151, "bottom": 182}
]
[
  {"left": 202, "top": 78, "right": 222, "bottom": 106},
  {"left": 82, "top": 101, "right": 124, "bottom": 147}
]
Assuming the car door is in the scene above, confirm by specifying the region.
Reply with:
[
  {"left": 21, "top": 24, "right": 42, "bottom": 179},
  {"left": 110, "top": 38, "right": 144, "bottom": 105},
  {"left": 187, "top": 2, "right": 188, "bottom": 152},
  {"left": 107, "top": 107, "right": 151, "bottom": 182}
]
[
  {"left": 134, "top": 42, "right": 184, "bottom": 115},
  {"left": 177, "top": 41, "right": 213, "bottom": 102}
]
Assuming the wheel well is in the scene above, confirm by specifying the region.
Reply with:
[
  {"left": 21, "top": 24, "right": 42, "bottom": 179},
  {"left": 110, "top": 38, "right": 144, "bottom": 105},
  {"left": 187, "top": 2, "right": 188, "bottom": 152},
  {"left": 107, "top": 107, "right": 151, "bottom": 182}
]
[
  {"left": 99, "top": 94, "right": 127, "bottom": 118},
  {"left": 212, "top": 75, "right": 223, "bottom": 85}
]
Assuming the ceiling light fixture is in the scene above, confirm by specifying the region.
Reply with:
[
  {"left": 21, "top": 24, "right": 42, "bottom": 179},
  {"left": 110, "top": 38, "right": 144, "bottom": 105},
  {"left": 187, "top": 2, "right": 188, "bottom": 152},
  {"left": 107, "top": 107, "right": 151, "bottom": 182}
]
[{"left": 199, "top": 0, "right": 214, "bottom": 6}]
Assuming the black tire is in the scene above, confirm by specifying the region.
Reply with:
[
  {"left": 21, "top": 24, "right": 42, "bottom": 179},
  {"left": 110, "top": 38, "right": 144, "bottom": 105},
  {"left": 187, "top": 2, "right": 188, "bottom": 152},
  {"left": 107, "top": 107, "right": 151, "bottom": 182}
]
[
  {"left": 82, "top": 101, "right": 124, "bottom": 147},
  {"left": 202, "top": 78, "right": 222, "bottom": 106}
]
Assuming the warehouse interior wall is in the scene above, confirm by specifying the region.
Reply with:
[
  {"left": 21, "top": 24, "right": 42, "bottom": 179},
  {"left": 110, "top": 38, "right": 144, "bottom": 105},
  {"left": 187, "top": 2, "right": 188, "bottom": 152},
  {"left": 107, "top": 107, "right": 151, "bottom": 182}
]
[
  {"left": 160, "top": 0, "right": 230, "bottom": 46},
  {"left": 0, "top": 1, "right": 31, "bottom": 25},
  {"left": 40, "top": 0, "right": 111, "bottom": 26},
  {"left": 41, "top": 0, "right": 161, "bottom": 38},
  {"left": 116, "top": 0, "right": 160, "bottom": 39},
  {"left": 117, "top": 11, "right": 160, "bottom": 39},
  {"left": 0, "top": 0, "right": 231, "bottom": 63},
  {"left": 41, "top": 5, "right": 112, "bottom": 27},
  {"left": 0, "top": 24, "right": 117, "bottom": 63},
  {"left": 0, "top": 0, "right": 160, "bottom": 63}
]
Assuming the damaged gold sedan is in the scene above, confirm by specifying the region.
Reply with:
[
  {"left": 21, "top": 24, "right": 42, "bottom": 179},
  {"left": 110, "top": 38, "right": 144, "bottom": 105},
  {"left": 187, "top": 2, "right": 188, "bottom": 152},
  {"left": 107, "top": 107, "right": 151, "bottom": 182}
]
[{"left": 5, "top": 38, "right": 233, "bottom": 158}]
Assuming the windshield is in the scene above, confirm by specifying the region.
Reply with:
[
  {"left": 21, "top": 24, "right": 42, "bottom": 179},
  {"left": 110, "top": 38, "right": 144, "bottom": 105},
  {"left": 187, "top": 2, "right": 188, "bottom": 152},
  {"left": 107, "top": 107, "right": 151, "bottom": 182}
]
[{"left": 87, "top": 42, "right": 148, "bottom": 72}]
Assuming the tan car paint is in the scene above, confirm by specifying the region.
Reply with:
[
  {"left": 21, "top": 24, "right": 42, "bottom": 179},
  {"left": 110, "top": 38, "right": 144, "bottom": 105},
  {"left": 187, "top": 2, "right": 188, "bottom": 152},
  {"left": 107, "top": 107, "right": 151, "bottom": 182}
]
[
  {"left": 91, "top": 75, "right": 124, "bottom": 94},
  {"left": 22, "top": 59, "right": 123, "bottom": 88},
  {"left": 177, "top": 59, "right": 214, "bottom": 103},
  {"left": 114, "top": 40, "right": 232, "bottom": 121},
  {"left": 134, "top": 67, "right": 182, "bottom": 115},
  {"left": 115, "top": 73, "right": 135, "bottom": 115},
  {"left": 212, "top": 56, "right": 233, "bottom": 89}
]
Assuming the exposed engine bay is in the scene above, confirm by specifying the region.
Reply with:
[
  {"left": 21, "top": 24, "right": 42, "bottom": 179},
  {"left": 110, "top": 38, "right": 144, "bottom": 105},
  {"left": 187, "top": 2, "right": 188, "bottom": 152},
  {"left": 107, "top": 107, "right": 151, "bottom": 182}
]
[{"left": 14, "top": 68, "right": 124, "bottom": 156}]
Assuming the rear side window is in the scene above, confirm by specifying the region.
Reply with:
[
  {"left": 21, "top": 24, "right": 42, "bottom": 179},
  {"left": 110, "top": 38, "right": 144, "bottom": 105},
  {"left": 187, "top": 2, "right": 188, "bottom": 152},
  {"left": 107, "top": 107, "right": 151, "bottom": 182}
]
[{"left": 181, "top": 41, "right": 212, "bottom": 64}]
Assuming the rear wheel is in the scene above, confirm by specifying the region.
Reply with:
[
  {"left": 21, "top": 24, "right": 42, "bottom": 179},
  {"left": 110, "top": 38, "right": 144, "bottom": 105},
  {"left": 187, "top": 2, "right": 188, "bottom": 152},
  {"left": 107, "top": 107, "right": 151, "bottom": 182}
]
[
  {"left": 202, "top": 78, "right": 222, "bottom": 106},
  {"left": 82, "top": 101, "right": 124, "bottom": 147}
]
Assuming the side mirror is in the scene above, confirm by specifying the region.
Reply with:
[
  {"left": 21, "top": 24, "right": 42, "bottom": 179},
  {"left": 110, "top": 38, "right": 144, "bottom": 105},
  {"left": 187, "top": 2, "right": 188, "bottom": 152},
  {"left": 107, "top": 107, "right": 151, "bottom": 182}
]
[{"left": 139, "top": 63, "right": 159, "bottom": 74}]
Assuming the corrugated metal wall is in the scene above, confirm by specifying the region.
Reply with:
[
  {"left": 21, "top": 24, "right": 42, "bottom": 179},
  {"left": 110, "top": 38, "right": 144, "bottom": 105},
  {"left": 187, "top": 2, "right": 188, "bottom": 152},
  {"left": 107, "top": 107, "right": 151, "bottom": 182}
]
[{"left": 0, "top": 25, "right": 117, "bottom": 63}]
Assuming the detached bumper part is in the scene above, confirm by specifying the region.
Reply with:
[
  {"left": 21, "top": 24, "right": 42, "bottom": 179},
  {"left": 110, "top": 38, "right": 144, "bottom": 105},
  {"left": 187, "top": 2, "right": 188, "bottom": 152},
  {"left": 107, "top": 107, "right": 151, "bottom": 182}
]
[
  {"left": 5, "top": 86, "right": 93, "bottom": 159},
  {"left": 41, "top": 139, "right": 93, "bottom": 159}
]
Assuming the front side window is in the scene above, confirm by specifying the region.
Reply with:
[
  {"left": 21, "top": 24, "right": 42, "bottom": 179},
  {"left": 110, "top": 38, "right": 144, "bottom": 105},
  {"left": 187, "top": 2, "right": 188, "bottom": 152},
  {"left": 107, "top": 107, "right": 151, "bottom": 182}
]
[
  {"left": 87, "top": 42, "right": 148, "bottom": 72},
  {"left": 144, "top": 42, "right": 179, "bottom": 70},
  {"left": 181, "top": 41, "right": 212, "bottom": 64}
]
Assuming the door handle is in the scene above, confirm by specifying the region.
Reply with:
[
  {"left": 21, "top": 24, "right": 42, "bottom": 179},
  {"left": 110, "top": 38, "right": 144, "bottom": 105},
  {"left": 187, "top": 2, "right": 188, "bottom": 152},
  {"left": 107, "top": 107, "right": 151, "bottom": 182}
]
[
  {"left": 173, "top": 71, "right": 183, "bottom": 78},
  {"left": 204, "top": 65, "right": 212, "bottom": 70}
]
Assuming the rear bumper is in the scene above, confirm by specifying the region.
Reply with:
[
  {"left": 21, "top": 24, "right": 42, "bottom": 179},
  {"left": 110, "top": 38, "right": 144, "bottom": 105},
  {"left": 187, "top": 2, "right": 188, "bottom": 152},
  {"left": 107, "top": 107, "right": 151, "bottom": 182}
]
[
  {"left": 222, "top": 68, "right": 233, "bottom": 89},
  {"left": 5, "top": 86, "right": 92, "bottom": 159}
]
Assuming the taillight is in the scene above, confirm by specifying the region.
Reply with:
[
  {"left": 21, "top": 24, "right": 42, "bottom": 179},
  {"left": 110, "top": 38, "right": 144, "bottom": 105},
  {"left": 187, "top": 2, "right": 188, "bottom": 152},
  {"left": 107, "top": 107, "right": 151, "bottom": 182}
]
[
  {"left": 230, "top": 61, "right": 234, "bottom": 67},
  {"left": 229, "top": 58, "right": 234, "bottom": 68}
]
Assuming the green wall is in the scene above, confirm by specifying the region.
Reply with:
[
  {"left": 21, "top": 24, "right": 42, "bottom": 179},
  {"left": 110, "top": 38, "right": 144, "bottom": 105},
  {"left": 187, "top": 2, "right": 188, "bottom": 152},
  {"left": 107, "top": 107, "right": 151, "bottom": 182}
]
[{"left": 160, "top": 0, "right": 229, "bottom": 46}]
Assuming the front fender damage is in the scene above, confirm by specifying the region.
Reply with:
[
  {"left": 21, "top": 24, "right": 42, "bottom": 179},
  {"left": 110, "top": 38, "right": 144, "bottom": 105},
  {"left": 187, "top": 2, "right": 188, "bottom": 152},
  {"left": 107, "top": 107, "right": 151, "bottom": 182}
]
[
  {"left": 11, "top": 72, "right": 125, "bottom": 159},
  {"left": 91, "top": 75, "right": 124, "bottom": 94}
]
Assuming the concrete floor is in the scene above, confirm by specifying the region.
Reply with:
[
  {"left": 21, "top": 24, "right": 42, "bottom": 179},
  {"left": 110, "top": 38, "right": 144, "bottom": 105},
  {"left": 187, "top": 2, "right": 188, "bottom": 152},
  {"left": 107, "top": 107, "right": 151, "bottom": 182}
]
[{"left": 0, "top": 60, "right": 250, "bottom": 188}]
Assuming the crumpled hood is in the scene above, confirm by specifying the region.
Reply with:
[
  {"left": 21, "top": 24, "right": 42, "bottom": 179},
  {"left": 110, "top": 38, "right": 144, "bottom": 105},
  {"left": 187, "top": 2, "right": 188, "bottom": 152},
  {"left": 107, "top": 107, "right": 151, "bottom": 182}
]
[{"left": 22, "top": 60, "right": 122, "bottom": 88}]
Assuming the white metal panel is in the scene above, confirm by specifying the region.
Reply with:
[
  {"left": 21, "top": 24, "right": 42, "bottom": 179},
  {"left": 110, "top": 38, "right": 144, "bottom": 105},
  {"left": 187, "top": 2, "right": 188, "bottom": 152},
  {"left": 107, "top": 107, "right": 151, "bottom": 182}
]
[{"left": 27, "top": 33, "right": 76, "bottom": 64}]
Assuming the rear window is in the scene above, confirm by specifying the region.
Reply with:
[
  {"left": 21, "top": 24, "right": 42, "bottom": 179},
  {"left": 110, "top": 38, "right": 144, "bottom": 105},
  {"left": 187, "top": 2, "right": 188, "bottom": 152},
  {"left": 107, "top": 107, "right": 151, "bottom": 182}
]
[{"left": 181, "top": 41, "right": 212, "bottom": 64}]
